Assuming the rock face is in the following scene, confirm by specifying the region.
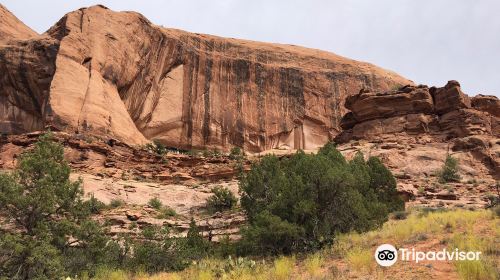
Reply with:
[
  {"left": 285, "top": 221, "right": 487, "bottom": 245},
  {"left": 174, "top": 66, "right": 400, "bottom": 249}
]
[
  {"left": 471, "top": 94, "right": 500, "bottom": 118},
  {"left": 0, "top": 5, "right": 410, "bottom": 151},
  {"left": 0, "top": 4, "right": 37, "bottom": 42},
  {"left": 338, "top": 81, "right": 499, "bottom": 141},
  {"left": 431, "top": 80, "right": 471, "bottom": 114},
  {"left": 337, "top": 81, "right": 500, "bottom": 177}
]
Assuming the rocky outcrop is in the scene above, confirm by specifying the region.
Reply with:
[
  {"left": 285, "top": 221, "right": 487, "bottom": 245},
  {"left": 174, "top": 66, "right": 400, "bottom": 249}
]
[
  {"left": 471, "top": 94, "right": 500, "bottom": 118},
  {"left": 344, "top": 85, "right": 434, "bottom": 124},
  {"left": 336, "top": 81, "right": 500, "bottom": 177},
  {"left": 430, "top": 80, "right": 471, "bottom": 114},
  {"left": 0, "top": 5, "right": 410, "bottom": 152},
  {"left": 337, "top": 81, "right": 499, "bottom": 142}
]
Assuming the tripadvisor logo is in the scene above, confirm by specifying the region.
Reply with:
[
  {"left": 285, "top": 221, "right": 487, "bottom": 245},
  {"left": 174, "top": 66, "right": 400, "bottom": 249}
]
[
  {"left": 375, "top": 244, "right": 398, "bottom": 266},
  {"left": 375, "top": 244, "right": 481, "bottom": 266}
]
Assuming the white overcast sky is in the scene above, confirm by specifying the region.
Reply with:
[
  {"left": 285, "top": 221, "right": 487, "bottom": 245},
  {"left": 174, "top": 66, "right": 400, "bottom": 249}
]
[{"left": 3, "top": 0, "right": 499, "bottom": 97}]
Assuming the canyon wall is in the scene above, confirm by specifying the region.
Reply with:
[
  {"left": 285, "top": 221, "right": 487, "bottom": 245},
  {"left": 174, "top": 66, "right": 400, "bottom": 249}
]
[{"left": 0, "top": 5, "right": 411, "bottom": 151}]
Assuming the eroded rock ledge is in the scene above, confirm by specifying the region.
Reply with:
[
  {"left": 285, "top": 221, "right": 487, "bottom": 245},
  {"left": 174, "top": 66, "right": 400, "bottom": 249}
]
[{"left": 336, "top": 81, "right": 500, "bottom": 176}]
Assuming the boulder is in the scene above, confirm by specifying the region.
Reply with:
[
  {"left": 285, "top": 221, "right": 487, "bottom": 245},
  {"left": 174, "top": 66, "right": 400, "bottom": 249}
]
[
  {"left": 435, "top": 191, "right": 458, "bottom": 200},
  {"left": 431, "top": 80, "right": 471, "bottom": 114},
  {"left": 452, "top": 136, "right": 489, "bottom": 151},
  {"left": 471, "top": 94, "right": 500, "bottom": 117}
]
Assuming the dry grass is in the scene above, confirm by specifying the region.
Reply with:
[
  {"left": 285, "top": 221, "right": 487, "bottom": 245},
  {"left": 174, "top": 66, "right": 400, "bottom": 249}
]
[
  {"left": 304, "top": 253, "right": 324, "bottom": 278},
  {"left": 346, "top": 248, "right": 373, "bottom": 272},
  {"left": 272, "top": 256, "right": 295, "bottom": 280},
  {"left": 450, "top": 227, "right": 499, "bottom": 280}
]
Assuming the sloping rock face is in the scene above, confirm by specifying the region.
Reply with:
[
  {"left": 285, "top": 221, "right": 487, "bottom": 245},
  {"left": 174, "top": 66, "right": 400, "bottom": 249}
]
[
  {"left": 336, "top": 81, "right": 500, "bottom": 177},
  {"left": 0, "top": 5, "right": 410, "bottom": 152},
  {"left": 0, "top": 4, "right": 59, "bottom": 135},
  {"left": 0, "top": 4, "right": 37, "bottom": 42}
]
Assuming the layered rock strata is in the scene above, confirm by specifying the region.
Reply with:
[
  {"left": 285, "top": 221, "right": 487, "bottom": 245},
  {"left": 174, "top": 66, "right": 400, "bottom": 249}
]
[{"left": 336, "top": 81, "right": 500, "bottom": 176}]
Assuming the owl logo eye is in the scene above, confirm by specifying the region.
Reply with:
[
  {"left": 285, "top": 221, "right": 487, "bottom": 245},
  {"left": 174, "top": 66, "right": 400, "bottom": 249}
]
[{"left": 375, "top": 244, "right": 398, "bottom": 266}]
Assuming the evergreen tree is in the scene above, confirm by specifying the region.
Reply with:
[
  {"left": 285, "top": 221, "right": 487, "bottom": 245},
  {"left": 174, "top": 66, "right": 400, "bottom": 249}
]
[
  {"left": 239, "top": 143, "right": 403, "bottom": 255},
  {"left": 439, "top": 155, "right": 461, "bottom": 183},
  {"left": 0, "top": 133, "right": 114, "bottom": 279}
]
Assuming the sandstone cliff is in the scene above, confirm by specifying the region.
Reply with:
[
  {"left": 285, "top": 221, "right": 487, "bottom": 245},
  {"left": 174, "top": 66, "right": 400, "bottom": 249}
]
[
  {"left": 336, "top": 81, "right": 500, "bottom": 177},
  {"left": 0, "top": 5, "right": 411, "bottom": 151},
  {"left": 0, "top": 4, "right": 37, "bottom": 42}
]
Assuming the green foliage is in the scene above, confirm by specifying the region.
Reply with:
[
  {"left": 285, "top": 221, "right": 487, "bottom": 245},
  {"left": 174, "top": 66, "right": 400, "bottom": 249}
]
[
  {"left": 206, "top": 186, "right": 238, "bottom": 212},
  {"left": 145, "top": 139, "right": 168, "bottom": 157},
  {"left": 130, "top": 225, "right": 187, "bottom": 272},
  {"left": 156, "top": 206, "right": 177, "bottom": 219},
  {"left": 186, "top": 218, "right": 211, "bottom": 255},
  {"left": 84, "top": 193, "right": 106, "bottom": 214},
  {"left": 109, "top": 198, "right": 125, "bottom": 208},
  {"left": 229, "top": 146, "right": 244, "bottom": 160},
  {"left": 129, "top": 220, "right": 211, "bottom": 273},
  {"left": 391, "top": 84, "right": 403, "bottom": 91},
  {"left": 238, "top": 211, "right": 305, "bottom": 255},
  {"left": 418, "top": 186, "right": 425, "bottom": 195},
  {"left": 0, "top": 133, "right": 117, "bottom": 279},
  {"left": 239, "top": 144, "right": 403, "bottom": 255},
  {"left": 186, "top": 149, "right": 201, "bottom": 157},
  {"left": 201, "top": 149, "right": 222, "bottom": 158},
  {"left": 148, "top": 197, "right": 163, "bottom": 210},
  {"left": 439, "top": 155, "right": 461, "bottom": 183},
  {"left": 366, "top": 156, "right": 405, "bottom": 212}
]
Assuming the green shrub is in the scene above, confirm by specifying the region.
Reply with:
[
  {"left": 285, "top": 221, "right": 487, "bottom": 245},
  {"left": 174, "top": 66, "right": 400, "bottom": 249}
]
[
  {"left": 439, "top": 155, "right": 461, "bottom": 183},
  {"left": 127, "top": 220, "right": 212, "bottom": 273},
  {"left": 238, "top": 145, "right": 403, "bottom": 255},
  {"left": 229, "top": 146, "right": 244, "bottom": 160},
  {"left": 145, "top": 139, "right": 168, "bottom": 157},
  {"left": 206, "top": 186, "right": 238, "bottom": 212},
  {"left": 130, "top": 225, "right": 188, "bottom": 273},
  {"left": 201, "top": 149, "right": 222, "bottom": 158},
  {"left": 109, "top": 198, "right": 125, "bottom": 208},
  {"left": 186, "top": 149, "right": 201, "bottom": 157},
  {"left": 84, "top": 193, "right": 106, "bottom": 214},
  {"left": 156, "top": 206, "right": 177, "bottom": 219},
  {"left": 418, "top": 186, "right": 425, "bottom": 195},
  {"left": 148, "top": 197, "right": 163, "bottom": 210}
]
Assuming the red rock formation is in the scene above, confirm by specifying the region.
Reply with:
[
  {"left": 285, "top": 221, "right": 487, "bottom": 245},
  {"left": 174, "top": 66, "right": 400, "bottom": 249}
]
[
  {"left": 0, "top": 4, "right": 37, "bottom": 42},
  {"left": 0, "top": 5, "right": 411, "bottom": 152},
  {"left": 337, "top": 81, "right": 499, "bottom": 142},
  {"left": 336, "top": 81, "right": 500, "bottom": 176},
  {"left": 430, "top": 80, "right": 471, "bottom": 114},
  {"left": 472, "top": 94, "right": 500, "bottom": 117},
  {"left": 0, "top": 5, "right": 58, "bottom": 135}
]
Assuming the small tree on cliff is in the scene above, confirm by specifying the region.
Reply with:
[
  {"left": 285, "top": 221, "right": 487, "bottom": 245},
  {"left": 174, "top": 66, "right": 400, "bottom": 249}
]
[
  {"left": 0, "top": 133, "right": 114, "bottom": 279},
  {"left": 438, "top": 155, "right": 461, "bottom": 183}
]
